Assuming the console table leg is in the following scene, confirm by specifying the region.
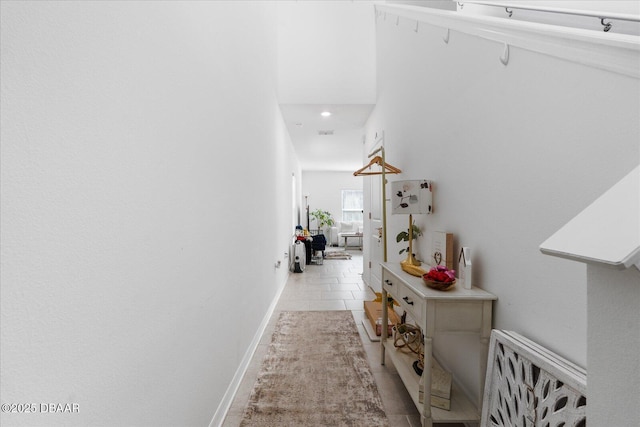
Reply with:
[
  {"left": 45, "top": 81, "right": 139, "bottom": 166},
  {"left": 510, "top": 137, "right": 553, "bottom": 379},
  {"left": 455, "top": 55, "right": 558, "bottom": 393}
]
[
  {"left": 381, "top": 289, "right": 388, "bottom": 365},
  {"left": 479, "top": 300, "right": 493, "bottom": 410},
  {"left": 423, "top": 336, "right": 433, "bottom": 427}
]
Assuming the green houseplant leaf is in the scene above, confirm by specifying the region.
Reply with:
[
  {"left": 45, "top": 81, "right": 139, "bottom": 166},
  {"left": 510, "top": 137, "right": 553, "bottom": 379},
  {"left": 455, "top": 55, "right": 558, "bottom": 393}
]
[
  {"left": 396, "top": 224, "right": 422, "bottom": 254},
  {"left": 310, "top": 209, "right": 335, "bottom": 229}
]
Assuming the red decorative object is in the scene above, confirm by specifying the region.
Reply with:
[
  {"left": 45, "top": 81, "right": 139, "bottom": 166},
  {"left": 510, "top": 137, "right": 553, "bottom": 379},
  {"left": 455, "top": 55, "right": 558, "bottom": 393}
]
[{"left": 423, "top": 265, "right": 456, "bottom": 291}]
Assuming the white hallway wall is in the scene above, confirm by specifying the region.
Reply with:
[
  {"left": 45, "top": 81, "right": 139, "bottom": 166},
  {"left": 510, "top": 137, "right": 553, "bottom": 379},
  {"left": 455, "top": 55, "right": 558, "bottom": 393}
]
[
  {"left": 367, "top": 5, "right": 639, "bottom": 407},
  {"left": 0, "top": 2, "right": 298, "bottom": 426},
  {"left": 587, "top": 265, "right": 640, "bottom": 425},
  {"left": 277, "top": 0, "right": 377, "bottom": 105},
  {"left": 302, "top": 171, "right": 364, "bottom": 231}
]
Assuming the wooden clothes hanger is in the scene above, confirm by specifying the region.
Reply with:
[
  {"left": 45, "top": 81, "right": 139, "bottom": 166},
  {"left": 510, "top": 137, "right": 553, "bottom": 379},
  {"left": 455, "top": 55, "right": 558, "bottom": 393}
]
[
  {"left": 353, "top": 141, "right": 400, "bottom": 263},
  {"left": 353, "top": 155, "right": 402, "bottom": 176}
]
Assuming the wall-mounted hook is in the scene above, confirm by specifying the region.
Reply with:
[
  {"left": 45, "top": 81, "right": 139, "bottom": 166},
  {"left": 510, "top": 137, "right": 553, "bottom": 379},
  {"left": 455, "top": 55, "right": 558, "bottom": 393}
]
[
  {"left": 414, "top": 20, "right": 419, "bottom": 33},
  {"left": 457, "top": 2, "right": 464, "bottom": 9},
  {"left": 505, "top": 7, "right": 513, "bottom": 18},
  {"left": 500, "top": 43, "right": 510, "bottom": 65},
  {"left": 601, "top": 18, "right": 612, "bottom": 32},
  {"left": 443, "top": 28, "right": 450, "bottom": 44}
]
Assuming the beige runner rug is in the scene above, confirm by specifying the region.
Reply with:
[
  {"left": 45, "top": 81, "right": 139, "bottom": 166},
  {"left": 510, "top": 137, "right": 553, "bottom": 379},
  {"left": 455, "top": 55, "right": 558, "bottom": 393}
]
[
  {"left": 240, "top": 310, "right": 389, "bottom": 426},
  {"left": 323, "top": 251, "right": 353, "bottom": 260}
]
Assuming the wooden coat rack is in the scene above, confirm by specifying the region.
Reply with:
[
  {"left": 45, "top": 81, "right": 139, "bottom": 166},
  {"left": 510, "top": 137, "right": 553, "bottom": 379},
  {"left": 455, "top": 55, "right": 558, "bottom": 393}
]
[
  {"left": 353, "top": 142, "right": 401, "bottom": 263},
  {"left": 354, "top": 137, "right": 401, "bottom": 364}
]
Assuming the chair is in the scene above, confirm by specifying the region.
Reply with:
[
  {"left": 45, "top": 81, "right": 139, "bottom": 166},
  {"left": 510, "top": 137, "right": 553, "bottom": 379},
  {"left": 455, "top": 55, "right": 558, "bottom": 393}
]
[{"left": 311, "top": 234, "right": 327, "bottom": 262}]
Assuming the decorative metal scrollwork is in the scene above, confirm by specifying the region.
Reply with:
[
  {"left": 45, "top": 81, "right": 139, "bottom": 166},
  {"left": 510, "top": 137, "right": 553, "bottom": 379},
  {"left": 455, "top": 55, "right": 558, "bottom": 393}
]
[{"left": 484, "top": 331, "right": 587, "bottom": 427}]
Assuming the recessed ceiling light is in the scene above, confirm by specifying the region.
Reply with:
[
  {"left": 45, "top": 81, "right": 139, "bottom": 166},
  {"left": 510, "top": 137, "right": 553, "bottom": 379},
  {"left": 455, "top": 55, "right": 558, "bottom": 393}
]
[{"left": 321, "top": 111, "right": 331, "bottom": 117}]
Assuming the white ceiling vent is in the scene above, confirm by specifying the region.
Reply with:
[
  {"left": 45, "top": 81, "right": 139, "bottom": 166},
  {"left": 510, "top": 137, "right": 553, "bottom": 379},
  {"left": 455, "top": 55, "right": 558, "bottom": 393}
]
[{"left": 318, "top": 130, "right": 334, "bottom": 136}]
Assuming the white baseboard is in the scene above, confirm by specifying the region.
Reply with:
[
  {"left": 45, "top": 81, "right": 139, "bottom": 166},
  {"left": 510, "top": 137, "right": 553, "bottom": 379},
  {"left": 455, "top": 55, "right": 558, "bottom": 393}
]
[{"left": 208, "top": 273, "right": 289, "bottom": 427}]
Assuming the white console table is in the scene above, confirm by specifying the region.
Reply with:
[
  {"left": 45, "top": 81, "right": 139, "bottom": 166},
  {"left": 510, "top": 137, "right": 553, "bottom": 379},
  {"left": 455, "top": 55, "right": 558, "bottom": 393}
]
[{"left": 380, "top": 262, "right": 497, "bottom": 427}]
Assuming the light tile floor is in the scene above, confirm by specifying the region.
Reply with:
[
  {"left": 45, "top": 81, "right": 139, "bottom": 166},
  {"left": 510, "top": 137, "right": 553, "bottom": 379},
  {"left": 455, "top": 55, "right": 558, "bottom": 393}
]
[{"left": 222, "top": 249, "right": 459, "bottom": 427}]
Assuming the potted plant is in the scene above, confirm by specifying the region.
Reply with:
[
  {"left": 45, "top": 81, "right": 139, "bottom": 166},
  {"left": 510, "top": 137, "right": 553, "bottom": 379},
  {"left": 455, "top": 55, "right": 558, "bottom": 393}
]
[
  {"left": 310, "top": 209, "right": 335, "bottom": 236},
  {"left": 396, "top": 222, "right": 422, "bottom": 260},
  {"left": 396, "top": 222, "right": 425, "bottom": 276}
]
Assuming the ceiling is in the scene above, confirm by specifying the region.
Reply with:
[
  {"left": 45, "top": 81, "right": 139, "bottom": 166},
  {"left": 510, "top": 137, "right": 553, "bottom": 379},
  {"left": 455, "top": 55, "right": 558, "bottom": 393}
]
[
  {"left": 280, "top": 104, "right": 375, "bottom": 172},
  {"left": 276, "top": 1, "right": 379, "bottom": 172},
  {"left": 275, "top": 2, "right": 452, "bottom": 172}
]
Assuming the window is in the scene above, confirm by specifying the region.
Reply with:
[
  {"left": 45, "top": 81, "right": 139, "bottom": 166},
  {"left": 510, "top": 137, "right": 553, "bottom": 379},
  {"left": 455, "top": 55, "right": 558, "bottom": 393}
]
[{"left": 342, "top": 189, "right": 363, "bottom": 222}]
